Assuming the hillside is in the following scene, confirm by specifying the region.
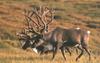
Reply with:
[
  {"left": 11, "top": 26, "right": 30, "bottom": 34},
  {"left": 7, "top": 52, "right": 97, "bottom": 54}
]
[{"left": 0, "top": 0, "right": 100, "bottom": 63}]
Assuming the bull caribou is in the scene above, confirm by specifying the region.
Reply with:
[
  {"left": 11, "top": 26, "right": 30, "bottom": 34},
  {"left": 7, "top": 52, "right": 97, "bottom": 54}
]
[
  {"left": 31, "top": 27, "right": 91, "bottom": 61},
  {"left": 17, "top": 6, "right": 91, "bottom": 61}
]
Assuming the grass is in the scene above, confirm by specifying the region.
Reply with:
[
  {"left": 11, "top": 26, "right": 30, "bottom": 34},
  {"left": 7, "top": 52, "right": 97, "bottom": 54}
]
[
  {"left": 0, "top": 40, "right": 99, "bottom": 63},
  {"left": 0, "top": 47, "right": 99, "bottom": 63},
  {"left": 0, "top": 0, "right": 100, "bottom": 63}
]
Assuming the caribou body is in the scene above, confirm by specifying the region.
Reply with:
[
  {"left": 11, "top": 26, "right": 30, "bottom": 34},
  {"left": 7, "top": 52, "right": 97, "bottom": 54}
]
[{"left": 31, "top": 27, "right": 91, "bottom": 61}]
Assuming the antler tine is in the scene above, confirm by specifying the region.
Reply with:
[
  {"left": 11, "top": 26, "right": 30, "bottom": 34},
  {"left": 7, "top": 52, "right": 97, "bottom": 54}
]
[
  {"left": 26, "top": 15, "right": 39, "bottom": 28},
  {"left": 46, "top": 8, "right": 54, "bottom": 25},
  {"left": 41, "top": 6, "right": 54, "bottom": 29},
  {"left": 39, "top": 6, "right": 50, "bottom": 33},
  {"left": 42, "top": 6, "right": 49, "bottom": 23},
  {"left": 24, "top": 9, "right": 30, "bottom": 27},
  {"left": 25, "top": 10, "right": 41, "bottom": 34},
  {"left": 31, "top": 7, "right": 46, "bottom": 28},
  {"left": 24, "top": 9, "right": 40, "bottom": 31},
  {"left": 24, "top": 7, "right": 39, "bottom": 32},
  {"left": 39, "top": 5, "right": 43, "bottom": 15},
  {"left": 30, "top": 7, "right": 38, "bottom": 17},
  {"left": 33, "top": 7, "right": 43, "bottom": 27}
]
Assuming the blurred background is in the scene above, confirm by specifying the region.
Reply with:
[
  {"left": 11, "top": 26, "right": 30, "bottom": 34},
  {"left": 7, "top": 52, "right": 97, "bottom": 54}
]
[{"left": 0, "top": 0, "right": 100, "bottom": 63}]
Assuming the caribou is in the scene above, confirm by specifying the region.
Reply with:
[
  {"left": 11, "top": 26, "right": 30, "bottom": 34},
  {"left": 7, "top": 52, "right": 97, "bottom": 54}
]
[
  {"left": 17, "top": 6, "right": 91, "bottom": 61},
  {"left": 31, "top": 27, "right": 91, "bottom": 61}
]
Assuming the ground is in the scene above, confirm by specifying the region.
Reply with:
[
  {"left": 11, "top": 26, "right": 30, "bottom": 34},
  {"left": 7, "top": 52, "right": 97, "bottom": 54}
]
[{"left": 0, "top": 0, "right": 100, "bottom": 63}]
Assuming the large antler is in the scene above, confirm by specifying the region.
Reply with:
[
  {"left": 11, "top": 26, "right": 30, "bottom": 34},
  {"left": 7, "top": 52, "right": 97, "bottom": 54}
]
[
  {"left": 42, "top": 6, "right": 53, "bottom": 25},
  {"left": 24, "top": 9, "right": 40, "bottom": 34},
  {"left": 30, "top": 6, "right": 54, "bottom": 33},
  {"left": 23, "top": 6, "right": 54, "bottom": 34}
]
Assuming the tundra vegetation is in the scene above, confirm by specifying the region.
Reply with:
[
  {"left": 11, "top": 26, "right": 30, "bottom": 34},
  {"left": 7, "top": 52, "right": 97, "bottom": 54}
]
[{"left": 0, "top": 0, "right": 100, "bottom": 63}]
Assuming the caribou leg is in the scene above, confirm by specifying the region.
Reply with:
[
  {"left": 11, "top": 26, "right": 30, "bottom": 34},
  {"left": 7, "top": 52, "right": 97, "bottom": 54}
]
[
  {"left": 51, "top": 42, "right": 58, "bottom": 60},
  {"left": 75, "top": 48, "right": 78, "bottom": 54},
  {"left": 83, "top": 46, "right": 91, "bottom": 60},
  {"left": 51, "top": 46, "right": 57, "bottom": 60},
  {"left": 65, "top": 47, "right": 72, "bottom": 56},
  {"left": 60, "top": 46, "right": 66, "bottom": 60},
  {"left": 76, "top": 46, "right": 84, "bottom": 61}
]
